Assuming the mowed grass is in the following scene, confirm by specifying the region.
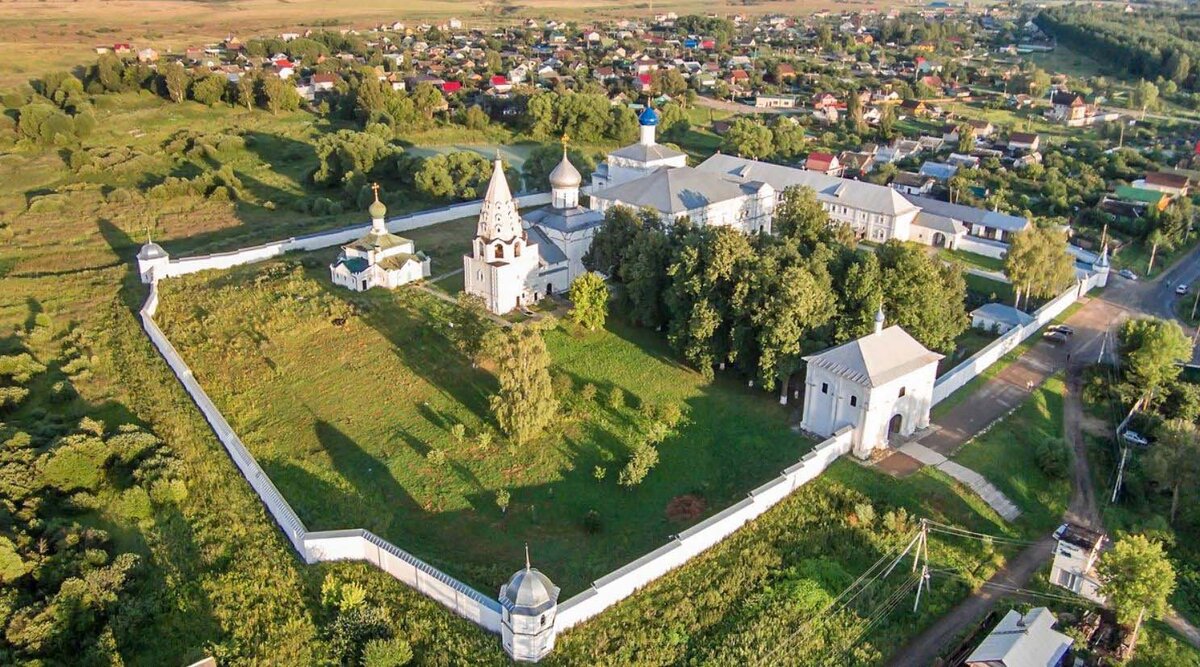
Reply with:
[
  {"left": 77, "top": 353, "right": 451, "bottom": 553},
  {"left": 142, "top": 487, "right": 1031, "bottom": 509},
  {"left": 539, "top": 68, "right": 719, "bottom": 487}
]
[
  {"left": 953, "top": 376, "right": 1071, "bottom": 534},
  {"left": 155, "top": 256, "right": 814, "bottom": 595}
]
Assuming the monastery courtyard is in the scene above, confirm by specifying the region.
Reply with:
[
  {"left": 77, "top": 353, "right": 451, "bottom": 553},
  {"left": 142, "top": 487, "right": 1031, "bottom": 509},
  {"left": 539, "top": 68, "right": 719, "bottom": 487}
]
[{"left": 153, "top": 226, "right": 818, "bottom": 595}]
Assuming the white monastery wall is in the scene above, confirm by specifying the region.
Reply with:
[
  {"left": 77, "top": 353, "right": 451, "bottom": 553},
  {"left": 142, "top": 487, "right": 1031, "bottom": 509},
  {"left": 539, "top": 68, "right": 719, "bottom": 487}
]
[
  {"left": 932, "top": 271, "right": 1102, "bottom": 404},
  {"left": 956, "top": 235, "right": 1008, "bottom": 259},
  {"left": 556, "top": 427, "right": 853, "bottom": 630},
  {"left": 161, "top": 193, "right": 551, "bottom": 279}
]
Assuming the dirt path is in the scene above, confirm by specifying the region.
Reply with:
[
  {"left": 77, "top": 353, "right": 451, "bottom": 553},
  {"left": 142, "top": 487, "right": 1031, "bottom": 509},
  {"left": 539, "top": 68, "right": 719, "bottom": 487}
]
[{"left": 886, "top": 302, "right": 1102, "bottom": 666}]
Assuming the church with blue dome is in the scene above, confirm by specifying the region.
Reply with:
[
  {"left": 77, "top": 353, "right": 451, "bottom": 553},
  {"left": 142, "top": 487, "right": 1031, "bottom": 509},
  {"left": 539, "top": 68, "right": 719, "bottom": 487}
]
[{"left": 589, "top": 102, "right": 688, "bottom": 190}]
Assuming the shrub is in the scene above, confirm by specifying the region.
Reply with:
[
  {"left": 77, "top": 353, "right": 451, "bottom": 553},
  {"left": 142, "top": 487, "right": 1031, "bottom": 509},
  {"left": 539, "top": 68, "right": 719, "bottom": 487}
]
[
  {"left": 450, "top": 423, "right": 466, "bottom": 443},
  {"left": 580, "top": 383, "right": 597, "bottom": 401},
  {"left": 426, "top": 448, "right": 447, "bottom": 467},
  {"left": 593, "top": 465, "right": 607, "bottom": 481},
  {"left": 1035, "top": 438, "right": 1070, "bottom": 479},
  {"left": 618, "top": 444, "right": 659, "bottom": 487},
  {"left": 583, "top": 509, "right": 602, "bottom": 534},
  {"left": 854, "top": 502, "right": 876, "bottom": 526},
  {"left": 608, "top": 386, "right": 624, "bottom": 410},
  {"left": 495, "top": 488, "right": 510, "bottom": 514},
  {"left": 552, "top": 372, "right": 573, "bottom": 394},
  {"left": 361, "top": 637, "right": 413, "bottom": 667}
]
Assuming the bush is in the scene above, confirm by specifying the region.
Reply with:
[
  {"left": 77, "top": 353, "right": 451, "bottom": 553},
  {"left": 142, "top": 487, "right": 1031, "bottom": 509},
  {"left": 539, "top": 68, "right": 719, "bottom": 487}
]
[
  {"left": 580, "top": 383, "right": 597, "bottom": 401},
  {"left": 608, "top": 386, "right": 624, "bottom": 410},
  {"left": 618, "top": 444, "right": 659, "bottom": 487},
  {"left": 362, "top": 637, "right": 413, "bottom": 667},
  {"left": 583, "top": 509, "right": 602, "bottom": 534},
  {"left": 1035, "top": 438, "right": 1070, "bottom": 479}
]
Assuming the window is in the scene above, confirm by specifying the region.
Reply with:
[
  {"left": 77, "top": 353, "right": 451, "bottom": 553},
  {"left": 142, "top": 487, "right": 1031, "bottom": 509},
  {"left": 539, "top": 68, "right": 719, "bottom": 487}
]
[
  {"left": 494, "top": 243, "right": 505, "bottom": 259},
  {"left": 540, "top": 615, "right": 547, "bottom": 627},
  {"left": 850, "top": 395, "right": 858, "bottom": 407},
  {"left": 821, "top": 382, "right": 829, "bottom": 394},
  {"left": 898, "top": 387, "right": 906, "bottom": 398}
]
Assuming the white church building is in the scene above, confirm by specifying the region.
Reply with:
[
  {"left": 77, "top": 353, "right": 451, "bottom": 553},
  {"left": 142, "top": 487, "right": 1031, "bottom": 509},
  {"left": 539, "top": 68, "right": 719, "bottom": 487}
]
[
  {"left": 465, "top": 149, "right": 602, "bottom": 315},
  {"left": 329, "top": 186, "right": 431, "bottom": 291},
  {"left": 800, "top": 311, "right": 943, "bottom": 459}
]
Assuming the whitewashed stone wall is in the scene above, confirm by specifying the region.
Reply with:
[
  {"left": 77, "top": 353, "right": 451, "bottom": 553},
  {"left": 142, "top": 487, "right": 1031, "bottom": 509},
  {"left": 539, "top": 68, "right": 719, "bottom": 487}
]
[
  {"left": 555, "top": 427, "right": 854, "bottom": 631},
  {"left": 932, "top": 271, "right": 1102, "bottom": 405},
  {"left": 161, "top": 193, "right": 551, "bottom": 279}
]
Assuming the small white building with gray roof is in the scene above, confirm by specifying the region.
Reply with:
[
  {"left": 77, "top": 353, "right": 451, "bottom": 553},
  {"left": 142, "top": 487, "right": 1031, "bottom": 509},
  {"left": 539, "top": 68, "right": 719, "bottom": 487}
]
[
  {"left": 966, "top": 607, "right": 1073, "bottom": 667},
  {"left": 800, "top": 311, "right": 943, "bottom": 459}
]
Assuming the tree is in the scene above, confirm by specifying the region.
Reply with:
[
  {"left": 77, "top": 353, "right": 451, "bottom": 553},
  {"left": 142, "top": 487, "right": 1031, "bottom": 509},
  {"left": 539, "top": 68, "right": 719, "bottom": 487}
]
[
  {"left": 414, "top": 151, "right": 496, "bottom": 201},
  {"left": 772, "top": 186, "right": 835, "bottom": 248},
  {"left": 846, "top": 90, "right": 865, "bottom": 134},
  {"left": 618, "top": 444, "right": 659, "bottom": 487},
  {"left": 162, "top": 62, "right": 190, "bottom": 103},
  {"left": 1167, "top": 51, "right": 1191, "bottom": 86},
  {"left": 720, "top": 117, "right": 774, "bottom": 159},
  {"left": 262, "top": 75, "right": 300, "bottom": 115},
  {"left": 463, "top": 104, "right": 489, "bottom": 130},
  {"left": 489, "top": 324, "right": 558, "bottom": 444},
  {"left": 1119, "top": 318, "right": 1192, "bottom": 410},
  {"left": 1146, "top": 228, "right": 1173, "bottom": 275},
  {"left": 361, "top": 637, "right": 413, "bottom": 667},
  {"left": 1097, "top": 534, "right": 1176, "bottom": 631},
  {"left": 770, "top": 119, "right": 807, "bottom": 160},
  {"left": 1003, "top": 226, "right": 1076, "bottom": 310},
  {"left": 956, "top": 123, "right": 975, "bottom": 154},
  {"left": 834, "top": 252, "right": 884, "bottom": 342},
  {"left": 877, "top": 241, "right": 968, "bottom": 353},
  {"left": 1134, "top": 79, "right": 1160, "bottom": 117},
  {"left": 568, "top": 272, "right": 609, "bottom": 331},
  {"left": 584, "top": 205, "right": 643, "bottom": 275},
  {"left": 1148, "top": 420, "right": 1200, "bottom": 523},
  {"left": 450, "top": 293, "right": 492, "bottom": 364},
  {"left": 410, "top": 82, "right": 444, "bottom": 119},
  {"left": 191, "top": 74, "right": 227, "bottom": 106},
  {"left": 235, "top": 73, "right": 257, "bottom": 110}
]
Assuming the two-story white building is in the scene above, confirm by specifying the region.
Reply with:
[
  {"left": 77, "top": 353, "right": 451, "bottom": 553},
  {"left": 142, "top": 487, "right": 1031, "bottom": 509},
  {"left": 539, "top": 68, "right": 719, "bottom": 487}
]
[
  {"left": 800, "top": 311, "right": 943, "bottom": 459},
  {"left": 1050, "top": 522, "right": 1107, "bottom": 603}
]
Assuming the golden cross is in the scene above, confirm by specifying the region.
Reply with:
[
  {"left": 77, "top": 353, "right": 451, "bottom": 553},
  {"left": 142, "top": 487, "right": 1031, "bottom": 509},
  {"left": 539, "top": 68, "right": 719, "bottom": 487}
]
[
  {"left": 560, "top": 133, "right": 570, "bottom": 148},
  {"left": 371, "top": 182, "right": 380, "bottom": 201}
]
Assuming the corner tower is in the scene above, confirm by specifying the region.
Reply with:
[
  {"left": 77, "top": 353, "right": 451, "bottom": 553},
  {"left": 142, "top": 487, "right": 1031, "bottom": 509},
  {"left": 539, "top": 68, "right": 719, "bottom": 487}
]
[{"left": 499, "top": 547, "right": 559, "bottom": 662}]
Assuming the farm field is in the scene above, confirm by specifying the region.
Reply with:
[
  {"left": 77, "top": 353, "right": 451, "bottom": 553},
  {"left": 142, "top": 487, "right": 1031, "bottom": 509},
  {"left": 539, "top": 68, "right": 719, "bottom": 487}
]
[{"left": 154, "top": 253, "right": 818, "bottom": 595}]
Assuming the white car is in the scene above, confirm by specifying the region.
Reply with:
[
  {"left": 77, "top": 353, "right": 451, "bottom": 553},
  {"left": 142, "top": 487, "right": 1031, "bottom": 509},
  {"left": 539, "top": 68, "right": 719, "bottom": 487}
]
[
  {"left": 1178, "top": 284, "right": 1189, "bottom": 295},
  {"left": 1122, "top": 430, "right": 1150, "bottom": 447}
]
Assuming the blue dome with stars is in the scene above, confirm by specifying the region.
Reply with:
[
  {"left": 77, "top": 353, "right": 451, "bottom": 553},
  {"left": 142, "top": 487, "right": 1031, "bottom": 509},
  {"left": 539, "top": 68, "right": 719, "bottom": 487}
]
[{"left": 638, "top": 106, "right": 659, "bottom": 126}]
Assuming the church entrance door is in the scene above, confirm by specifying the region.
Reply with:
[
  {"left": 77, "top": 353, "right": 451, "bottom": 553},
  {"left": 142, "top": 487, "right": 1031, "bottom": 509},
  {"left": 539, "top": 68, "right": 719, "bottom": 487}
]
[
  {"left": 888, "top": 414, "right": 903, "bottom": 437},
  {"left": 932, "top": 232, "right": 946, "bottom": 247}
]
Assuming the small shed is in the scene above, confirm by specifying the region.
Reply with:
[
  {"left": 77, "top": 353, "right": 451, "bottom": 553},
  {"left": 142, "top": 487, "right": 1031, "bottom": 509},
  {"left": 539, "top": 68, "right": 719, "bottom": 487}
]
[{"left": 970, "top": 303, "right": 1033, "bottom": 334}]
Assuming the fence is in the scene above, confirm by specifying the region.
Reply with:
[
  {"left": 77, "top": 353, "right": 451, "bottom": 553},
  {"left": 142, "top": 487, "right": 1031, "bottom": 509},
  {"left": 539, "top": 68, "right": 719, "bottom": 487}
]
[
  {"left": 160, "top": 193, "right": 551, "bottom": 279},
  {"left": 556, "top": 427, "right": 853, "bottom": 630},
  {"left": 932, "top": 271, "right": 1103, "bottom": 405},
  {"left": 138, "top": 283, "right": 500, "bottom": 631}
]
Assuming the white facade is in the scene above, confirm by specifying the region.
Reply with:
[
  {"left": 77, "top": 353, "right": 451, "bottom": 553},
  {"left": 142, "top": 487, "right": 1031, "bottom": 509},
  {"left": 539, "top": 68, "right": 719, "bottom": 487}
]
[
  {"left": 589, "top": 106, "right": 688, "bottom": 189},
  {"left": 801, "top": 316, "right": 942, "bottom": 459},
  {"left": 464, "top": 158, "right": 543, "bottom": 315},
  {"left": 1049, "top": 523, "right": 1107, "bottom": 604},
  {"left": 329, "top": 193, "right": 431, "bottom": 292}
]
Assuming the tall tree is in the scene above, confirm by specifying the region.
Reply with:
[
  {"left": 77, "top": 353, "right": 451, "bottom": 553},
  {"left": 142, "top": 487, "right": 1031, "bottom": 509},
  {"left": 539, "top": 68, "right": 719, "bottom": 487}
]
[
  {"left": 772, "top": 186, "right": 834, "bottom": 248},
  {"left": 568, "top": 272, "right": 609, "bottom": 331},
  {"left": 876, "top": 241, "right": 968, "bottom": 353},
  {"left": 262, "top": 75, "right": 300, "bottom": 115},
  {"left": 1097, "top": 534, "right": 1176, "bottom": 631},
  {"left": 1003, "top": 226, "right": 1076, "bottom": 310},
  {"left": 235, "top": 73, "right": 257, "bottom": 110},
  {"left": 1148, "top": 419, "right": 1200, "bottom": 524},
  {"left": 1119, "top": 318, "right": 1192, "bottom": 410},
  {"left": 449, "top": 293, "right": 492, "bottom": 364},
  {"left": 162, "top": 62, "right": 190, "bottom": 104},
  {"left": 489, "top": 324, "right": 558, "bottom": 444},
  {"left": 720, "top": 117, "right": 774, "bottom": 159},
  {"left": 834, "top": 252, "right": 884, "bottom": 342}
]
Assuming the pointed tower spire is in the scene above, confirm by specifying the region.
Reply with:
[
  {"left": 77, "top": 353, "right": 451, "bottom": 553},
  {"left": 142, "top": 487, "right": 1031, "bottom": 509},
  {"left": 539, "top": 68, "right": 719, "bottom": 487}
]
[{"left": 477, "top": 154, "right": 523, "bottom": 241}]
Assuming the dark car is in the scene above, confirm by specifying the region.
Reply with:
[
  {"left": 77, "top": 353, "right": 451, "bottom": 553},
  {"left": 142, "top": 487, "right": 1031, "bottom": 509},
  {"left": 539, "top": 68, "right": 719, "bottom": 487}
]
[
  {"left": 1043, "top": 330, "right": 1069, "bottom": 344},
  {"left": 1049, "top": 324, "right": 1075, "bottom": 336}
]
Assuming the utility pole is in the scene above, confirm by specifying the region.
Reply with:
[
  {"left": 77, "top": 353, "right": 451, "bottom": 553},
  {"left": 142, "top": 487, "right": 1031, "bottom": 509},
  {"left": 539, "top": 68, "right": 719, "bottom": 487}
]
[
  {"left": 912, "top": 520, "right": 930, "bottom": 612},
  {"left": 1111, "top": 445, "right": 1128, "bottom": 503}
]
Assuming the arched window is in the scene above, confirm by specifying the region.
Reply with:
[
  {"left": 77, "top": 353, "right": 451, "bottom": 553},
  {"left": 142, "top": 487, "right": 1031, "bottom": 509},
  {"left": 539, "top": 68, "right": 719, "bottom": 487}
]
[
  {"left": 898, "top": 386, "right": 906, "bottom": 398},
  {"left": 494, "top": 243, "right": 505, "bottom": 259},
  {"left": 514, "top": 242, "right": 522, "bottom": 257}
]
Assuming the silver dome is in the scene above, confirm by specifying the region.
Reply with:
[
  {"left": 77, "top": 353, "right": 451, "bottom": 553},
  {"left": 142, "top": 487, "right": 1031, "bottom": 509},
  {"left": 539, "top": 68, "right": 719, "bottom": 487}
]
[
  {"left": 500, "top": 567, "right": 559, "bottom": 615},
  {"left": 137, "top": 242, "right": 168, "bottom": 260},
  {"left": 548, "top": 152, "right": 582, "bottom": 189}
]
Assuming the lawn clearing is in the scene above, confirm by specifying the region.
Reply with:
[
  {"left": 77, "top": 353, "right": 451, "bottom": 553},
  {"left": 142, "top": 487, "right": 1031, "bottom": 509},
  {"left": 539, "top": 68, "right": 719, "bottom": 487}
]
[
  {"left": 939, "top": 247, "right": 1007, "bottom": 274},
  {"left": 155, "top": 257, "right": 815, "bottom": 595},
  {"left": 953, "top": 376, "right": 1071, "bottom": 535}
]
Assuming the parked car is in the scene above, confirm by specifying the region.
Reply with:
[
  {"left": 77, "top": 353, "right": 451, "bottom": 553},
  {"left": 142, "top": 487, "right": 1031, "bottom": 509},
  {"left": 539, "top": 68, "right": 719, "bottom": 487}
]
[
  {"left": 1119, "top": 269, "right": 1137, "bottom": 280},
  {"left": 1043, "top": 330, "right": 1069, "bottom": 344},
  {"left": 1177, "top": 284, "right": 1189, "bottom": 295},
  {"left": 1049, "top": 325, "right": 1075, "bottom": 336},
  {"left": 1122, "top": 430, "right": 1150, "bottom": 447}
]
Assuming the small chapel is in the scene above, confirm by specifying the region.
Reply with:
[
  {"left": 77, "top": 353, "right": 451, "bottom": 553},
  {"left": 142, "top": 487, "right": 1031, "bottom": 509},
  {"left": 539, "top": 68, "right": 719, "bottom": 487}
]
[
  {"left": 329, "top": 185, "right": 431, "bottom": 291},
  {"left": 800, "top": 310, "right": 943, "bottom": 459}
]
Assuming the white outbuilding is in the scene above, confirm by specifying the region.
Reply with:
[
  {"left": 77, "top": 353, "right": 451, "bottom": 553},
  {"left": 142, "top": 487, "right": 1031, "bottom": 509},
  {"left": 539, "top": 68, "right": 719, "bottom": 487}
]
[{"left": 800, "top": 310, "right": 943, "bottom": 459}]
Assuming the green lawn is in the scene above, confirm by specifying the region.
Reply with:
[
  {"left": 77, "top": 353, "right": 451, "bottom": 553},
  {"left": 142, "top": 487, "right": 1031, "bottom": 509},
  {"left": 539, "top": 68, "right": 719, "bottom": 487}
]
[
  {"left": 965, "top": 273, "right": 1017, "bottom": 306},
  {"left": 940, "top": 247, "right": 1007, "bottom": 274},
  {"left": 155, "top": 258, "right": 816, "bottom": 595},
  {"left": 939, "top": 327, "right": 999, "bottom": 377},
  {"left": 954, "top": 376, "right": 1071, "bottom": 535}
]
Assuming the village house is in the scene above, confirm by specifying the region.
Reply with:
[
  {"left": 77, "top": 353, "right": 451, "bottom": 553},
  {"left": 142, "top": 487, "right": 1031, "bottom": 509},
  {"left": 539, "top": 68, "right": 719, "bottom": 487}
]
[
  {"left": 1134, "top": 171, "right": 1191, "bottom": 197},
  {"left": 804, "top": 151, "right": 843, "bottom": 176},
  {"left": 1050, "top": 522, "right": 1107, "bottom": 603},
  {"left": 966, "top": 608, "right": 1073, "bottom": 667}
]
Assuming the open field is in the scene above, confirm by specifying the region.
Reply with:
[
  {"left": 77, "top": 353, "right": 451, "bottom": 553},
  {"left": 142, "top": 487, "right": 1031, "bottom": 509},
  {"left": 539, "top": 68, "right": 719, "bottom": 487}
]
[
  {"left": 0, "top": 0, "right": 913, "bottom": 87},
  {"left": 154, "top": 254, "right": 816, "bottom": 595}
]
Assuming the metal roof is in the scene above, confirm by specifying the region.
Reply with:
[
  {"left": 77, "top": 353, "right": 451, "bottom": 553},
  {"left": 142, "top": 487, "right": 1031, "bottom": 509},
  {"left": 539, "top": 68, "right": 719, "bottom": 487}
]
[
  {"left": 966, "top": 608, "right": 1072, "bottom": 667},
  {"left": 802, "top": 325, "right": 943, "bottom": 388}
]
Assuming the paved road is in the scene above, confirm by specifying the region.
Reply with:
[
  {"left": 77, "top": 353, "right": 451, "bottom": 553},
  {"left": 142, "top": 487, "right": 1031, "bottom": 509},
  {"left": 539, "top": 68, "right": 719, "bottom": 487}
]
[{"left": 888, "top": 247, "right": 1200, "bottom": 665}]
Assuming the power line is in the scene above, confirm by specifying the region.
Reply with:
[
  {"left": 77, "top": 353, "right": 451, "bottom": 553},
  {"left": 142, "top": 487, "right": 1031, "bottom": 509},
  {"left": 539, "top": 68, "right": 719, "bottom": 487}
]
[
  {"left": 924, "top": 520, "right": 1040, "bottom": 548},
  {"left": 927, "top": 568, "right": 1100, "bottom": 608},
  {"left": 756, "top": 530, "right": 922, "bottom": 667},
  {"left": 827, "top": 573, "right": 924, "bottom": 666}
]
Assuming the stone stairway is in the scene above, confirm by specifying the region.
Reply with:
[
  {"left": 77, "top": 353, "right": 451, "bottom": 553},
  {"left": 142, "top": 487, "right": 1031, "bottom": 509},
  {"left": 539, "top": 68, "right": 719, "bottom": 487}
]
[{"left": 898, "top": 442, "right": 1022, "bottom": 521}]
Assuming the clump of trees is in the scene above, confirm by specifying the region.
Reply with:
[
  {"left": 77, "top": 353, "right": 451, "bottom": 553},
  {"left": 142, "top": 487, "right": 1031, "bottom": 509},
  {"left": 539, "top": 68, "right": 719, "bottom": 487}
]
[
  {"left": 1004, "top": 225, "right": 1076, "bottom": 311},
  {"left": 585, "top": 187, "right": 967, "bottom": 393},
  {"left": 1118, "top": 317, "right": 1192, "bottom": 411}
]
